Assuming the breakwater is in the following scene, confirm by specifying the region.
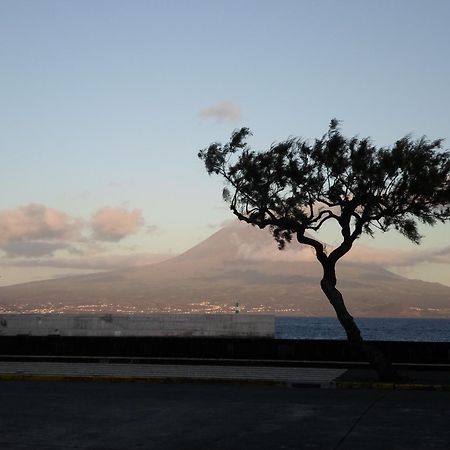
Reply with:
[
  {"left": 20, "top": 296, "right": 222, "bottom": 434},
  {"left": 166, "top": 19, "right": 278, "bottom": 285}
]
[
  {"left": 0, "top": 335, "right": 448, "bottom": 365},
  {"left": 0, "top": 314, "right": 275, "bottom": 338}
]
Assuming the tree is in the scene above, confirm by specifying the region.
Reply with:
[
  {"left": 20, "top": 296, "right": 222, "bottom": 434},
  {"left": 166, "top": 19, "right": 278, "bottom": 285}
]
[{"left": 198, "top": 120, "right": 450, "bottom": 380}]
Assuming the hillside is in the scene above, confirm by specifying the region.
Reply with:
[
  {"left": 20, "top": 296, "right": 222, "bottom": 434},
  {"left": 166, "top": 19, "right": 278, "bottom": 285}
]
[{"left": 0, "top": 222, "right": 449, "bottom": 317}]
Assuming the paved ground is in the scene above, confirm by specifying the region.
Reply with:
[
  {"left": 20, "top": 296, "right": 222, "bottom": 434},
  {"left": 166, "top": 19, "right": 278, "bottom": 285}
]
[
  {"left": 0, "top": 361, "right": 346, "bottom": 387},
  {"left": 0, "top": 380, "right": 449, "bottom": 449},
  {"left": 1, "top": 360, "right": 449, "bottom": 389}
]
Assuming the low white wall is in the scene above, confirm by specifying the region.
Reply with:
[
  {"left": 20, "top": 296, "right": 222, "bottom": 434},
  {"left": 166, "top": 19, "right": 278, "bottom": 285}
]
[{"left": 0, "top": 314, "right": 275, "bottom": 338}]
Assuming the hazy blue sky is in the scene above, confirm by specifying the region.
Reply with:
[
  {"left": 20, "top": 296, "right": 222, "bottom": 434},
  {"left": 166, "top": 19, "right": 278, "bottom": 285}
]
[{"left": 1, "top": 0, "right": 449, "bottom": 285}]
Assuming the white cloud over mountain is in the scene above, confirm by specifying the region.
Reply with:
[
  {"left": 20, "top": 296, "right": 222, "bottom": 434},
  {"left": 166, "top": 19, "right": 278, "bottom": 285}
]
[
  {"left": 0, "top": 241, "right": 79, "bottom": 258},
  {"left": 0, "top": 205, "right": 448, "bottom": 281},
  {"left": 0, "top": 251, "right": 172, "bottom": 271},
  {"left": 346, "top": 245, "right": 450, "bottom": 267}
]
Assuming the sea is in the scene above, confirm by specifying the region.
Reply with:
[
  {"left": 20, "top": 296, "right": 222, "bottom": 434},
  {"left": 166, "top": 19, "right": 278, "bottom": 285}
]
[{"left": 275, "top": 317, "right": 450, "bottom": 342}]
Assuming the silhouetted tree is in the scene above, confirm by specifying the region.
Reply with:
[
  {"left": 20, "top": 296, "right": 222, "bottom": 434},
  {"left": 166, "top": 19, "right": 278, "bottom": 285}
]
[{"left": 198, "top": 120, "right": 450, "bottom": 380}]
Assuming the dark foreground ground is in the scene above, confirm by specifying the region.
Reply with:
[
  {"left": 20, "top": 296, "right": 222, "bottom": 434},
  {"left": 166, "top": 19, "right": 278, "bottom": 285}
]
[{"left": 0, "top": 380, "right": 449, "bottom": 450}]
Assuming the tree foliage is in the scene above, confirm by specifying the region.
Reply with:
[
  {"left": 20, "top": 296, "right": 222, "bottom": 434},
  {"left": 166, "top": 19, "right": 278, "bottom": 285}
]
[
  {"left": 199, "top": 120, "right": 450, "bottom": 264},
  {"left": 199, "top": 120, "right": 450, "bottom": 380}
]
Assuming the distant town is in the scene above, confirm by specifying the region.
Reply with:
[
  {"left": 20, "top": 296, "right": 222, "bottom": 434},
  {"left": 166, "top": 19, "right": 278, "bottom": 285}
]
[{"left": 0, "top": 300, "right": 301, "bottom": 315}]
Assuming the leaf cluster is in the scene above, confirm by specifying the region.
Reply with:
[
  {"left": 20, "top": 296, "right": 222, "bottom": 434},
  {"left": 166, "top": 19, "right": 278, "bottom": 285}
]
[{"left": 198, "top": 120, "right": 450, "bottom": 262}]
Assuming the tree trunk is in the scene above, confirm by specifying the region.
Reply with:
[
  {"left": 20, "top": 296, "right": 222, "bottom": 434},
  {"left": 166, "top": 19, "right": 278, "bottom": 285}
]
[{"left": 320, "top": 263, "right": 400, "bottom": 381}]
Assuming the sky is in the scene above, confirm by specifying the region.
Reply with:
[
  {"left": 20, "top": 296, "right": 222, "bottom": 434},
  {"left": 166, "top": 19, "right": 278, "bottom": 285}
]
[{"left": 0, "top": 0, "right": 449, "bottom": 286}]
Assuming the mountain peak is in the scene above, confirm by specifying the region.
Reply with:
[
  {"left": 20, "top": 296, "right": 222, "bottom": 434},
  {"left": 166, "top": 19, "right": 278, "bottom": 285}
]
[
  {"left": 0, "top": 220, "right": 449, "bottom": 317},
  {"left": 175, "top": 221, "right": 278, "bottom": 262}
]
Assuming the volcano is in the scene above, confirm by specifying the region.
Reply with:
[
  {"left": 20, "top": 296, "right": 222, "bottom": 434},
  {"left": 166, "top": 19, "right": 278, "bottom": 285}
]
[{"left": 0, "top": 222, "right": 449, "bottom": 317}]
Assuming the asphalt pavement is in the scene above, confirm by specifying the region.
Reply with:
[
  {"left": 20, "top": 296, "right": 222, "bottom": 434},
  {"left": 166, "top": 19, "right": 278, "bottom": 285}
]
[{"left": 0, "top": 380, "right": 449, "bottom": 449}]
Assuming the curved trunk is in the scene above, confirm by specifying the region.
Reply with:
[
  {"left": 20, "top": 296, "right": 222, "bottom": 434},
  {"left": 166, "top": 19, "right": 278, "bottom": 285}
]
[{"left": 321, "top": 263, "right": 399, "bottom": 381}]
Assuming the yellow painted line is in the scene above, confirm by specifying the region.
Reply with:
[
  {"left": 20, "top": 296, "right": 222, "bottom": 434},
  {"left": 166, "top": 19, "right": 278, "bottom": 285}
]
[
  {"left": 334, "top": 381, "right": 450, "bottom": 391},
  {"left": 0, "top": 373, "right": 289, "bottom": 386},
  {"left": 1, "top": 373, "right": 448, "bottom": 390}
]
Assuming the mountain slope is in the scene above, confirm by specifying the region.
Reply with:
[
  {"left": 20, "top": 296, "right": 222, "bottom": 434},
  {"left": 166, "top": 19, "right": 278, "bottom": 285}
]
[{"left": 0, "top": 222, "right": 449, "bottom": 317}]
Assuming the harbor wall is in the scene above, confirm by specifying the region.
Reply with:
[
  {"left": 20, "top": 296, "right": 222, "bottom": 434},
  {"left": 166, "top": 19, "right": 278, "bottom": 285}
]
[
  {"left": 0, "top": 314, "right": 275, "bottom": 338},
  {"left": 0, "top": 335, "right": 448, "bottom": 364}
]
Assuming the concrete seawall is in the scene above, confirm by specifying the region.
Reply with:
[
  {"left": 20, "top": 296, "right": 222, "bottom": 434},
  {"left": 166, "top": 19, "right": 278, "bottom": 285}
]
[
  {"left": 0, "top": 314, "right": 275, "bottom": 338},
  {"left": 0, "top": 335, "right": 449, "bottom": 364}
]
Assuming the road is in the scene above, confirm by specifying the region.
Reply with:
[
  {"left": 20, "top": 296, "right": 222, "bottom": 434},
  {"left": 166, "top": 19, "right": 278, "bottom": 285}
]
[{"left": 0, "top": 380, "right": 449, "bottom": 449}]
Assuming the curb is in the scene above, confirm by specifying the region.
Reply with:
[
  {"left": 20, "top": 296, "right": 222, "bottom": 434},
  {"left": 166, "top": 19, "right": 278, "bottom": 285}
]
[
  {"left": 333, "top": 381, "right": 450, "bottom": 391},
  {"left": 0, "top": 373, "right": 322, "bottom": 388},
  {"left": 1, "top": 373, "right": 447, "bottom": 391}
]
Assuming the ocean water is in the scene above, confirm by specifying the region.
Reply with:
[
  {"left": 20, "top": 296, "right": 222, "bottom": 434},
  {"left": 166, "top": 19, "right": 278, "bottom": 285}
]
[{"left": 275, "top": 317, "right": 450, "bottom": 342}]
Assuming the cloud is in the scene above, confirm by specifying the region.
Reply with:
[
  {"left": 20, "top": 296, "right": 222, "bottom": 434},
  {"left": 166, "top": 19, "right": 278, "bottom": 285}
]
[
  {"left": 225, "top": 219, "right": 450, "bottom": 269},
  {"left": 430, "top": 246, "right": 450, "bottom": 265},
  {"left": 0, "top": 241, "right": 77, "bottom": 258},
  {"left": 0, "top": 252, "right": 174, "bottom": 271},
  {"left": 0, "top": 203, "right": 158, "bottom": 260},
  {"left": 342, "top": 244, "right": 450, "bottom": 268},
  {"left": 146, "top": 224, "right": 159, "bottom": 234},
  {"left": 91, "top": 207, "right": 145, "bottom": 241},
  {"left": 0, "top": 203, "right": 164, "bottom": 274},
  {"left": 235, "top": 238, "right": 450, "bottom": 272},
  {"left": 198, "top": 101, "right": 241, "bottom": 122},
  {"left": 0, "top": 204, "right": 81, "bottom": 244},
  {"left": 108, "top": 181, "right": 123, "bottom": 188},
  {"left": 236, "top": 240, "right": 316, "bottom": 263}
]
